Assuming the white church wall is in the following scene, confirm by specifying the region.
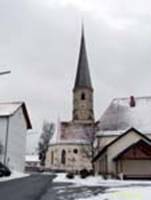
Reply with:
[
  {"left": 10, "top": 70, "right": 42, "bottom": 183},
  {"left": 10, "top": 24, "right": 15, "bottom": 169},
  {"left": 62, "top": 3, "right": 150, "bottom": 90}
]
[{"left": 46, "top": 143, "right": 92, "bottom": 171}]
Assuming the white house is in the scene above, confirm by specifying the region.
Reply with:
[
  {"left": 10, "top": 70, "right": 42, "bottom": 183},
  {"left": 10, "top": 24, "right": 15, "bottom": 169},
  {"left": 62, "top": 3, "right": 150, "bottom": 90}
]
[
  {"left": 0, "top": 102, "right": 32, "bottom": 172},
  {"left": 93, "top": 97, "right": 151, "bottom": 179}
]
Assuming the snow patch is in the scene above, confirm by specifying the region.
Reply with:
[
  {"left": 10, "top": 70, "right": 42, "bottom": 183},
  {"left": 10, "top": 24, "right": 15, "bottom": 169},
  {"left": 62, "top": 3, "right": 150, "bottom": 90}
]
[
  {"left": 0, "top": 171, "right": 29, "bottom": 182},
  {"left": 77, "top": 186, "right": 151, "bottom": 200},
  {"left": 54, "top": 173, "right": 151, "bottom": 187},
  {"left": 54, "top": 173, "right": 104, "bottom": 186},
  {"left": 54, "top": 173, "right": 151, "bottom": 200}
]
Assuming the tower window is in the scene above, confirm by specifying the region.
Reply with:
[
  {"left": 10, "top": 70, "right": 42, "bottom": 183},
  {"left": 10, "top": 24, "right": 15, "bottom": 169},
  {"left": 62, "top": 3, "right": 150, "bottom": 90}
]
[
  {"left": 73, "top": 149, "right": 78, "bottom": 154},
  {"left": 81, "top": 93, "right": 85, "bottom": 100}
]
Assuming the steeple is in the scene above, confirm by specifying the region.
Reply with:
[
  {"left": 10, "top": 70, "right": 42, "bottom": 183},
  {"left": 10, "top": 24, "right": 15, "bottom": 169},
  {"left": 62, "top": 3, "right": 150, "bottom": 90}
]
[
  {"left": 73, "top": 27, "right": 93, "bottom": 91},
  {"left": 72, "top": 26, "right": 94, "bottom": 122}
]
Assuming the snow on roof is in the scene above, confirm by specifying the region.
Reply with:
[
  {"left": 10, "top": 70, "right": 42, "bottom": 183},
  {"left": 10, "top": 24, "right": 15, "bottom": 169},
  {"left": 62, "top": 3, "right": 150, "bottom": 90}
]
[
  {"left": 98, "top": 96, "right": 151, "bottom": 136},
  {"left": 96, "top": 130, "right": 123, "bottom": 137},
  {"left": 0, "top": 102, "right": 22, "bottom": 116},
  {"left": 25, "top": 155, "right": 39, "bottom": 162},
  {"left": 50, "top": 121, "right": 95, "bottom": 145},
  {"left": 0, "top": 102, "right": 32, "bottom": 129},
  {"left": 50, "top": 140, "right": 90, "bottom": 145}
]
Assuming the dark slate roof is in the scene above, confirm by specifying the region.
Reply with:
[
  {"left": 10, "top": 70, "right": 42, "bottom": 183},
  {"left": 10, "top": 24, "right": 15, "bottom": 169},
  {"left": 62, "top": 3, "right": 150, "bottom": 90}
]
[
  {"left": 74, "top": 29, "right": 92, "bottom": 90},
  {"left": 97, "top": 96, "right": 151, "bottom": 135}
]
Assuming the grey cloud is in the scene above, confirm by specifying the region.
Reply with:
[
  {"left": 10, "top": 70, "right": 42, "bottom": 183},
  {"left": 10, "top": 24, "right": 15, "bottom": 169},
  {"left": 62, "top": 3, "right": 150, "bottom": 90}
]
[{"left": 0, "top": 0, "right": 151, "bottom": 131}]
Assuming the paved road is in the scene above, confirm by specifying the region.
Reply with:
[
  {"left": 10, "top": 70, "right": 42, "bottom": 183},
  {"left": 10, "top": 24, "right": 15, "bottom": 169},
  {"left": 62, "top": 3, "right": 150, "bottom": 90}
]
[
  {"left": 40, "top": 182, "right": 106, "bottom": 200},
  {"left": 0, "top": 174, "right": 106, "bottom": 200},
  {"left": 0, "top": 174, "right": 56, "bottom": 200}
]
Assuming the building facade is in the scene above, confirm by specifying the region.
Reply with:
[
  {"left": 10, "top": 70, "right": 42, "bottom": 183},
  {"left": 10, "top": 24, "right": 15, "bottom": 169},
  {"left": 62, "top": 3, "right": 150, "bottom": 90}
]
[
  {"left": 93, "top": 97, "right": 151, "bottom": 179},
  {"left": 0, "top": 102, "right": 32, "bottom": 172}
]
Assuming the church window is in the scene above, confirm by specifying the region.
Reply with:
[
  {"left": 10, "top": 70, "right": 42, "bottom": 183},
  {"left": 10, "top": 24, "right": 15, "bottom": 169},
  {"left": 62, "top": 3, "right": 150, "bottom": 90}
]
[
  {"left": 51, "top": 151, "right": 54, "bottom": 165},
  {"left": 61, "top": 150, "right": 66, "bottom": 164},
  {"left": 81, "top": 93, "right": 85, "bottom": 100},
  {"left": 73, "top": 149, "right": 78, "bottom": 154}
]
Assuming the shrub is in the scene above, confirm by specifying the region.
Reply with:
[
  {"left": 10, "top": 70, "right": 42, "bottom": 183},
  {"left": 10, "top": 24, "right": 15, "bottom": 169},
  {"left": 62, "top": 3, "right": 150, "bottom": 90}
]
[
  {"left": 66, "top": 172, "right": 74, "bottom": 179},
  {"left": 80, "top": 169, "right": 89, "bottom": 179}
]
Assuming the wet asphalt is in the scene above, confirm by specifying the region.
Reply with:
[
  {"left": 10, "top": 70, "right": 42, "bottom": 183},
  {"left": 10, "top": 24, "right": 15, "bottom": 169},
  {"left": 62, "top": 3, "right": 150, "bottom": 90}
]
[
  {"left": 0, "top": 174, "right": 56, "bottom": 200},
  {"left": 0, "top": 174, "right": 106, "bottom": 200}
]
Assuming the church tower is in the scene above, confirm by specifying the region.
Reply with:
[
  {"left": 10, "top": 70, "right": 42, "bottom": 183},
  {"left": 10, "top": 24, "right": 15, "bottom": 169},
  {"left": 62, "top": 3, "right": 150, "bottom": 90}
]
[{"left": 73, "top": 28, "right": 94, "bottom": 122}]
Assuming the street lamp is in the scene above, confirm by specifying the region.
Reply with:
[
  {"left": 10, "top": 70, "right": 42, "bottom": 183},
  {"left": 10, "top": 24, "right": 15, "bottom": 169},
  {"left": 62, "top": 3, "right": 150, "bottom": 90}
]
[{"left": 0, "top": 71, "right": 11, "bottom": 75}]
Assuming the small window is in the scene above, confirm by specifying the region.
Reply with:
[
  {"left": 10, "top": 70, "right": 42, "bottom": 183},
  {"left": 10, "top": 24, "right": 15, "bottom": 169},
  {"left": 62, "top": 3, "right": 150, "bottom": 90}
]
[
  {"left": 51, "top": 151, "right": 54, "bottom": 165},
  {"left": 61, "top": 150, "right": 66, "bottom": 164},
  {"left": 81, "top": 93, "right": 85, "bottom": 100},
  {"left": 73, "top": 149, "right": 78, "bottom": 154}
]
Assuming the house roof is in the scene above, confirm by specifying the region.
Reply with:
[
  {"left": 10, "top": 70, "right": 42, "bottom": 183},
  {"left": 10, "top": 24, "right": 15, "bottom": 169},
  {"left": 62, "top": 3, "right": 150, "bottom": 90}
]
[
  {"left": 0, "top": 102, "right": 32, "bottom": 129},
  {"left": 93, "top": 128, "right": 151, "bottom": 162},
  {"left": 50, "top": 121, "right": 95, "bottom": 145},
  {"left": 73, "top": 28, "right": 93, "bottom": 90},
  {"left": 26, "top": 155, "right": 39, "bottom": 162},
  {"left": 97, "top": 96, "right": 151, "bottom": 136}
]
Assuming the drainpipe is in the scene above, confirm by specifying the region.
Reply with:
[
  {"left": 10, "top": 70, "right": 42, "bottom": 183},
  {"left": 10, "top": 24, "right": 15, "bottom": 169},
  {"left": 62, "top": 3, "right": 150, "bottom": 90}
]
[{"left": 4, "top": 117, "right": 10, "bottom": 165}]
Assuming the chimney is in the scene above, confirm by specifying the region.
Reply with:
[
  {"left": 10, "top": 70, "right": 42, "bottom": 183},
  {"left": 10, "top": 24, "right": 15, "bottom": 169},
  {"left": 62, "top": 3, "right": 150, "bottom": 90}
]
[{"left": 130, "top": 96, "right": 136, "bottom": 107}]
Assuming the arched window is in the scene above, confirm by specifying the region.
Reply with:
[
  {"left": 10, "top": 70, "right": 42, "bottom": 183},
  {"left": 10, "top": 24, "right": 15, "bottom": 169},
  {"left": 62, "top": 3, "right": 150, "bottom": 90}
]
[
  {"left": 51, "top": 151, "right": 54, "bottom": 165},
  {"left": 61, "top": 150, "right": 66, "bottom": 165},
  {"left": 81, "top": 93, "right": 85, "bottom": 100}
]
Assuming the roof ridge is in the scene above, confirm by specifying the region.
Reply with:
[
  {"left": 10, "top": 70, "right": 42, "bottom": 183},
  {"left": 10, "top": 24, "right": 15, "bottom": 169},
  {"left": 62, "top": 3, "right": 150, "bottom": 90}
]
[
  {"left": 113, "top": 96, "right": 151, "bottom": 101},
  {"left": 0, "top": 101, "right": 24, "bottom": 105}
]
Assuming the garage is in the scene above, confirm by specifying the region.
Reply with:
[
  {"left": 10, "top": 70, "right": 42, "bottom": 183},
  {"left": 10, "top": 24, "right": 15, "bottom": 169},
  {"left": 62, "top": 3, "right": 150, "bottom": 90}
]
[{"left": 114, "top": 139, "right": 151, "bottom": 179}]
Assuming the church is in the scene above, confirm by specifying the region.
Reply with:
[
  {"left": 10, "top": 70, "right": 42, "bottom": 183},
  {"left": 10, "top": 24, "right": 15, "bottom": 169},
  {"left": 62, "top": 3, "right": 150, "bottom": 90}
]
[
  {"left": 46, "top": 28, "right": 151, "bottom": 178},
  {"left": 45, "top": 29, "right": 95, "bottom": 171}
]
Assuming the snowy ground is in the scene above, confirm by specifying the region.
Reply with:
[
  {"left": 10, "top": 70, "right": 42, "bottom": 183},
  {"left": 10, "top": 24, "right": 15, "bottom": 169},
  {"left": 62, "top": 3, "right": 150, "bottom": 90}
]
[
  {"left": 54, "top": 173, "right": 151, "bottom": 200},
  {"left": 78, "top": 187, "right": 151, "bottom": 200},
  {"left": 0, "top": 171, "right": 29, "bottom": 182}
]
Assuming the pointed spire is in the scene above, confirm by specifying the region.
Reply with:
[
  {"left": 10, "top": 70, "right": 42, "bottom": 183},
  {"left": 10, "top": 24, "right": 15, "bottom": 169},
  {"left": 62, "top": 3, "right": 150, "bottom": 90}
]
[{"left": 74, "top": 26, "right": 93, "bottom": 90}]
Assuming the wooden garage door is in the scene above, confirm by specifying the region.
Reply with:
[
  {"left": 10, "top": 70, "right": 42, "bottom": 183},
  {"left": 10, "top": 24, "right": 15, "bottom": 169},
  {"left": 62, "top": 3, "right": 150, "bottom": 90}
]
[{"left": 122, "top": 160, "right": 151, "bottom": 176}]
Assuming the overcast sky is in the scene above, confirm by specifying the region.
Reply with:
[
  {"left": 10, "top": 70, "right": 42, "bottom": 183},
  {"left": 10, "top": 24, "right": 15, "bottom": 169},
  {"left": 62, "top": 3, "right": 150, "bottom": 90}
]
[{"left": 1, "top": 0, "right": 151, "bottom": 134}]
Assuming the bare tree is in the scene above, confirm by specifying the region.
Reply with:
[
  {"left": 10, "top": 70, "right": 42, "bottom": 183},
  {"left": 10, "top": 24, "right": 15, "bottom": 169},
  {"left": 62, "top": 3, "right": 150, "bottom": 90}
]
[
  {"left": 38, "top": 121, "right": 55, "bottom": 166},
  {"left": 0, "top": 141, "right": 3, "bottom": 155}
]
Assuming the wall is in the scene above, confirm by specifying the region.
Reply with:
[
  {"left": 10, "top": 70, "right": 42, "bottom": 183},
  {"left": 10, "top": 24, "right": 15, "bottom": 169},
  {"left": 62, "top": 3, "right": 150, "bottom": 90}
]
[
  {"left": 107, "top": 130, "right": 147, "bottom": 174},
  {"left": 0, "top": 118, "right": 7, "bottom": 162},
  {"left": 46, "top": 143, "right": 92, "bottom": 171},
  {"left": 73, "top": 88, "right": 94, "bottom": 121},
  {"left": 95, "top": 135, "right": 116, "bottom": 150},
  {"left": 6, "top": 107, "right": 27, "bottom": 172},
  {"left": 94, "top": 153, "right": 107, "bottom": 175}
]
